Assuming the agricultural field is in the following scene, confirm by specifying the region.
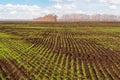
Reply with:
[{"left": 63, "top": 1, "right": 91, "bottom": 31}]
[{"left": 0, "top": 22, "right": 120, "bottom": 80}]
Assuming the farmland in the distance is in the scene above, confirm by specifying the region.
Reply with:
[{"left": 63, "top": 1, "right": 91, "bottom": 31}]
[{"left": 0, "top": 22, "right": 120, "bottom": 80}]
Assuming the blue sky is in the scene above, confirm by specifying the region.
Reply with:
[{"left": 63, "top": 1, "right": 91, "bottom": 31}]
[
  {"left": 0, "top": 0, "right": 54, "bottom": 6},
  {"left": 0, "top": 0, "right": 120, "bottom": 19}
]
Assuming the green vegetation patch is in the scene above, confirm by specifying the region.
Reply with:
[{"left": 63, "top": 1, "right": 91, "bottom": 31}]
[
  {"left": 0, "top": 32, "right": 20, "bottom": 39},
  {"left": 0, "top": 74, "right": 5, "bottom": 80}
]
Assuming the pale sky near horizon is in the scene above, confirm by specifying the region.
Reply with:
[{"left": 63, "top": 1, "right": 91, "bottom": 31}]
[{"left": 0, "top": 0, "right": 120, "bottom": 19}]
